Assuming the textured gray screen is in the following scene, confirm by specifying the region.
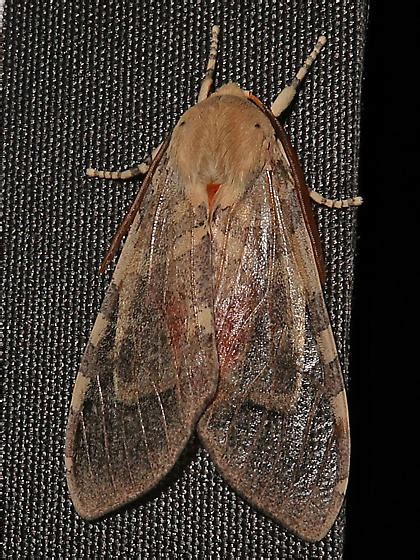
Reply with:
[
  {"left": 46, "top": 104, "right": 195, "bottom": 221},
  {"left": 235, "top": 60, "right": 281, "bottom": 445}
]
[{"left": 4, "top": 1, "right": 367, "bottom": 558}]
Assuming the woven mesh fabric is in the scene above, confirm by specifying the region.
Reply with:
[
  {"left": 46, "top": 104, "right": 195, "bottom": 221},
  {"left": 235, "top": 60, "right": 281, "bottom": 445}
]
[{"left": 3, "top": 1, "right": 367, "bottom": 558}]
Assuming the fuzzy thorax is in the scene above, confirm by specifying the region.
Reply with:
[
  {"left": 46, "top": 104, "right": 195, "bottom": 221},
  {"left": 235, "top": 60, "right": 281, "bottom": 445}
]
[{"left": 169, "top": 85, "right": 276, "bottom": 211}]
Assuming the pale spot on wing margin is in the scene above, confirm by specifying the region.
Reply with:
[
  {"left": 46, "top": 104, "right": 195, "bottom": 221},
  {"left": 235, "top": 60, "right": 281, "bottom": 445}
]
[
  {"left": 335, "top": 477, "right": 348, "bottom": 495},
  {"left": 71, "top": 373, "right": 90, "bottom": 411},
  {"left": 331, "top": 390, "right": 349, "bottom": 428},
  {"left": 90, "top": 313, "right": 109, "bottom": 346},
  {"left": 64, "top": 455, "right": 73, "bottom": 472},
  {"left": 316, "top": 327, "right": 338, "bottom": 364}
]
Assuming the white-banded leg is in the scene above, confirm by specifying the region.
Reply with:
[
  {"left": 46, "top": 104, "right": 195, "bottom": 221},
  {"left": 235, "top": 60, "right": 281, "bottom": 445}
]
[
  {"left": 271, "top": 38, "right": 363, "bottom": 208},
  {"left": 310, "top": 190, "right": 363, "bottom": 208},
  {"left": 271, "top": 36, "right": 327, "bottom": 117},
  {"left": 197, "top": 25, "right": 220, "bottom": 102},
  {"left": 85, "top": 143, "right": 163, "bottom": 179},
  {"left": 86, "top": 161, "right": 150, "bottom": 179}
]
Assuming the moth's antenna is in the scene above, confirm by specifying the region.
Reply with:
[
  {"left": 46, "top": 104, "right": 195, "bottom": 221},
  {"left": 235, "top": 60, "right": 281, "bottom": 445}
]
[
  {"left": 198, "top": 25, "right": 220, "bottom": 102},
  {"left": 271, "top": 36, "right": 327, "bottom": 117}
]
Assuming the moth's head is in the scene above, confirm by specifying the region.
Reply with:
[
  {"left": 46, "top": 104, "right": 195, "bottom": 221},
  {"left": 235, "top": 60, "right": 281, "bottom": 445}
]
[{"left": 212, "top": 83, "right": 248, "bottom": 99}]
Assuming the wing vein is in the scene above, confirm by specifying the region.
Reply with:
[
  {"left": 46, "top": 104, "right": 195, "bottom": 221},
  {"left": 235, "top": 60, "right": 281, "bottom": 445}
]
[
  {"left": 147, "top": 193, "right": 168, "bottom": 285},
  {"left": 136, "top": 396, "right": 153, "bottom": 469},
  {"left": 150, "top": 371, "right": 170, "bottom": 452},
  {"left": 117, "top": 402, "right": 135, "bottom": 487},
  {"left": 96, "top": 374, "right": 116, "bottom": 493},
  {"left": 80, "top": 411, "right": 95, "bottom": 481}
]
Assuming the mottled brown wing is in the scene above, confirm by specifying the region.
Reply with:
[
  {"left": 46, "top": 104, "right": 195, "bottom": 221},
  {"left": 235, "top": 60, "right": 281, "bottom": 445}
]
[
  {"left": 66, "top": 152, "right": 218, "bottom": 519},
  {"left": 198, "top": 144, "right": 350, "bottom": 542}
]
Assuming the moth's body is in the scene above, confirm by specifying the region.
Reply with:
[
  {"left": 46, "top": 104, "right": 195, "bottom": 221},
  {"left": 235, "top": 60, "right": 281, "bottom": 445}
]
[
  {"left": 171, "top": 84, "right": 275, "bottom": 213},
  {"left": 66, "top": 30, "right": 355, "bottom": 544}
]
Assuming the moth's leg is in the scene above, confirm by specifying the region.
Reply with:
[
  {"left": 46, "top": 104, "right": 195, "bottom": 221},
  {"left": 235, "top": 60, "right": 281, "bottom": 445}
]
[
  {"left": 197, "top": 25, "right": 220, "bottom": 102},
  {"left": 86, "top": 144, "right": 162, "bottom": 179},
  {"left": 310, "top": 190, "right": 363, "bottom": 208},
  {"left": 271, "top": 36, "right": 327, "bottom": 117},
  {"left": 86, "top": 161, "right": 150, "bottom": 180}
]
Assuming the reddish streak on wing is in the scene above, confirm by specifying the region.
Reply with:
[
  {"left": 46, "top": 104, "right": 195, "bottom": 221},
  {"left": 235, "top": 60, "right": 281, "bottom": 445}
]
[
  {"left": 207, "top": 183, "right": 221, "bottom": 211},
  {"left": 217, "top": 315, "right": 242, "bottom": 373},
  {"left": 216, "top": 295, "right": 255, "bottom": 375}
]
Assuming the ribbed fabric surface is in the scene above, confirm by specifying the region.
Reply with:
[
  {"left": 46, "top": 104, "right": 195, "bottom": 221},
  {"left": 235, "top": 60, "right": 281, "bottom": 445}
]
[{"left": 3, "top": 1, "right": 367, "bottom": 558}]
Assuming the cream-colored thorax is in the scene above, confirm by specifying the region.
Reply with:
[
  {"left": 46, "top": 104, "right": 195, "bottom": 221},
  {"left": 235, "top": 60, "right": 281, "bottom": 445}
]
[{"left": 169, "top": 84, "right": 276, "bottom": 210}]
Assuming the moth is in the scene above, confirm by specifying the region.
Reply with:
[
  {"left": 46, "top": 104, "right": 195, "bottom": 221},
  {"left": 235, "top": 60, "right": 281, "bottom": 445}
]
[{"left": 65, "top": 26, "right": 362, "bottom": 542}]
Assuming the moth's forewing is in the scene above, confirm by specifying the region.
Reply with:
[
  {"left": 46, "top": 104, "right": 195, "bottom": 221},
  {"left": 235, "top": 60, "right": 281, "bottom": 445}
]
[
  {"left": 197, "top": 108, "right": 350, "bottom": 542},
  {"left": 65, "top": 153, "right": 219, "bottom": 519}
]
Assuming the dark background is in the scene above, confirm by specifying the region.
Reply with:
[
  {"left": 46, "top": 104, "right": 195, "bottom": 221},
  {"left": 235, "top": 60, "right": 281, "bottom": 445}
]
[
  {"left": 5, "top": 0, "right": 415, "bottom": 558},
  {"left": 347, "top": 1, "right": 417, "bottom": 558}
]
